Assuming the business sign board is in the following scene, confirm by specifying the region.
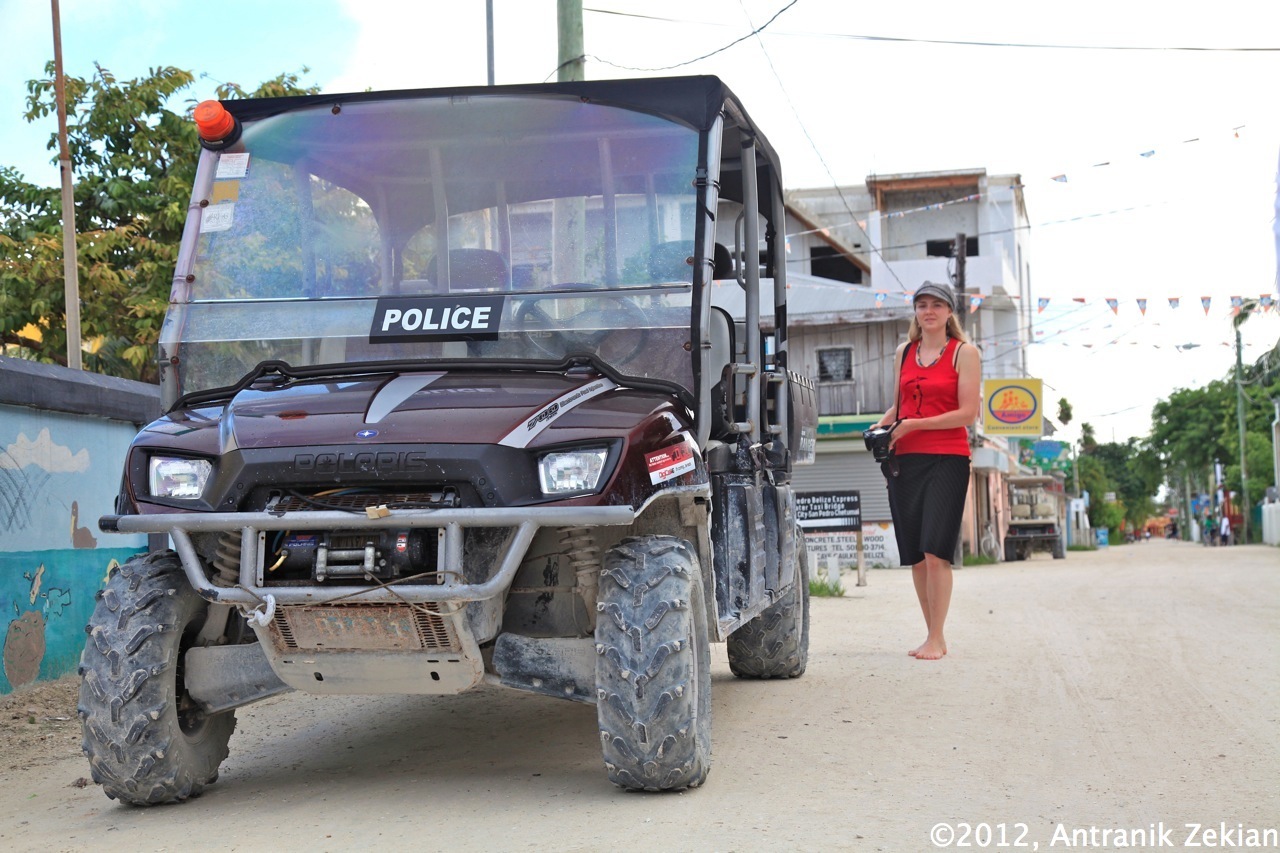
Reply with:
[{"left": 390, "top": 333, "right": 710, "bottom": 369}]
[
  {"left": 982, "top": 378, "right": 1043, "bottom": 437},
  {"left": 795, "top": 490, "right": 861, "bottom": 532}
]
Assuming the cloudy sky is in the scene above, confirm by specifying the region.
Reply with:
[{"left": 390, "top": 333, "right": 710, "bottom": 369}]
[{"left": 3, "top": 0, "right": 1277, "bottom": 443}]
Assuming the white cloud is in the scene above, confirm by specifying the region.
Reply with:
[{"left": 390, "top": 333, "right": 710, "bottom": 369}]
[{"left": 0, "top": 429, "right": 91, "bottom": 473}]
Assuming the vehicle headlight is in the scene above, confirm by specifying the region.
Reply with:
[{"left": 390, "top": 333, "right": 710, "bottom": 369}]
[
  {"left": 148, "top": 456, "right": 213, "bottom": 499},
  {"left": 538, "top": 448, "right": 609, "bottom": 495}
]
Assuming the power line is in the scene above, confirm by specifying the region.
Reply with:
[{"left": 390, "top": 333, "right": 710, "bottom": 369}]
[
  {"left": 583, "top": 8, "right": 1280, "bottom": 52},
  {"left": 547, "top": 0, "right": 797, "bottom": 79},
  {"left": 735, "top": 0, "right": 911, "bottom": 295}
]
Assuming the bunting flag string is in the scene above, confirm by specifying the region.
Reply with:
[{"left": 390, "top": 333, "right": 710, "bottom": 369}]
[{"left": 860, "top": 288, "right": 1279, "bottom": 318}]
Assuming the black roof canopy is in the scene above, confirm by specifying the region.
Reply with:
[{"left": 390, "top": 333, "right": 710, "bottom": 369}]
[{"left": 219, "top": 75, "right": 783, "bottom": 214}]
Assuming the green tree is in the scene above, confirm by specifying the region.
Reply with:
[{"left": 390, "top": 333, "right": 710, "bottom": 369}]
[
  {"left": 0, "top": 64, "right": 317, "bottom": 381},
  {"left": 1056, "top": 397, "right": 1073, "bottom": 427}
]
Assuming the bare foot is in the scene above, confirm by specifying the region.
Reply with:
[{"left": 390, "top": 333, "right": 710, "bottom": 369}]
[
  {"left": 914, "top": 640, "right": 947, "bottom": 660},
  {"left": 908, "top": 641, "right": 928, "bottom": 657}
]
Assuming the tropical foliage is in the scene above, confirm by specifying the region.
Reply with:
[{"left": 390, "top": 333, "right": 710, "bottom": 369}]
[{"left": 0, "top": 64, "right": 316, "bottom": 381}]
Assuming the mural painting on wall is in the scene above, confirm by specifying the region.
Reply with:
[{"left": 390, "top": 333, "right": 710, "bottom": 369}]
[{"left": 1, "top": 415, "right": 145, "bottom": 693}]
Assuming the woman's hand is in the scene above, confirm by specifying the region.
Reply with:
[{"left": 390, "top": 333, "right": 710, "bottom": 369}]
[{"left": 888, "top": 418, "right": 917, "bottom": 448}]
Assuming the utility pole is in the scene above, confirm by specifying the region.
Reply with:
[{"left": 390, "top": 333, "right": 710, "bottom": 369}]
[
  {"left": 485, "top": 0, "right": 495, "bottom": 86},
  {"left": 1235, "top": 326, "right": 1250, "bottom": 543},
  {"left": 954, "top": 232, "right": 967, "bottom": 333},
  {"left": 51, "top": 0, "right": 82, "bottom": 370},
  {"left": 552, "top": 0, "right": 585, "bottom": 284},
  {"left": 557, "top": 0, "right": 584, "bottom": 82}
]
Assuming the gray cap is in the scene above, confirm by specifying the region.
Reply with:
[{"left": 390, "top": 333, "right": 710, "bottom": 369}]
[{"left": 914, "top": 281, "right": 956, "bottom": 312}]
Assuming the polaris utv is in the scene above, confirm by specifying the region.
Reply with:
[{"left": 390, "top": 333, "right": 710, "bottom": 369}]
[{"left": 81, "top": 75, "right": 818, "bottom": 804}]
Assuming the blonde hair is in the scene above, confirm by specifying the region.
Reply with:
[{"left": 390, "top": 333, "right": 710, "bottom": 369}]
[{"left": 908, "top": 313, "right": 969, "bottom": 343}]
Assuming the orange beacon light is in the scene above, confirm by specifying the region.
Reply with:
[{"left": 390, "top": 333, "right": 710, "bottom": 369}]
[{"left": 194, "top": 100, "right": 241, "bottom": 150}]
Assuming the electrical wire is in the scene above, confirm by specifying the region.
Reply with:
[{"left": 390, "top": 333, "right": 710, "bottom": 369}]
[
  {"left": 736, "top": 0, "right": 911, "bottom": 295},
  {"left": 583, "top": 7, "right": 1280, "bottom": 52},
  {"left": 546, "top": 0, "right": 798, "bottom": 80}
]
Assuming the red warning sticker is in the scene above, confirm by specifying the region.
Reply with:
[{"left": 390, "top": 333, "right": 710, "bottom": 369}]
[{"left": 645, "top": 440, "right": 696, "bottom": 485}]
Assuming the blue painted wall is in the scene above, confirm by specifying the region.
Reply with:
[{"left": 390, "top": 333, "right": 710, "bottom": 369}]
[{"left": 1, "top": 375, "right": 154, "bottom": 693}]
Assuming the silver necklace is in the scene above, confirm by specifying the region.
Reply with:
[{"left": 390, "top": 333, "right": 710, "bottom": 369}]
[{"left": 916, "top": 338, "right": 947, "bottom": 368}]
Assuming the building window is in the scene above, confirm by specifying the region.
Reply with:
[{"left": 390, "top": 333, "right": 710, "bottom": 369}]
[
  {"left": 925, "top": 237, "right": 978, "bottom": 258},
  {"left": 816, "top": 347, "right": 853, "bottom": 382},
  {"left": 809, "top": 246, "right": 863, "bottom": 284}
]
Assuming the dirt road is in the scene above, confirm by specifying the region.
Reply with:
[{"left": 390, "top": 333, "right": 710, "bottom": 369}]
[{"left": 1, "top": 539, "right": 1276, "bottom": 852}]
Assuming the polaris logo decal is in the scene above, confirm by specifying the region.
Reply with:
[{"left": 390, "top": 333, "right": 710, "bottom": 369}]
[{"left": 369, "top": 295, "right": 505, "bottom": 343}]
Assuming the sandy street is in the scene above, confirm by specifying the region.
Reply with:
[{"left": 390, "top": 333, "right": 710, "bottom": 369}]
[{"left": 1, "top": 539, "right": 1276, "bottom": 852}]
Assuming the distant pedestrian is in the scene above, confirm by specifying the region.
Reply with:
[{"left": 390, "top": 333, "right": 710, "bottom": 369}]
[{"left": 1220, "top": 515, "right": 1231, "bottom": 546}]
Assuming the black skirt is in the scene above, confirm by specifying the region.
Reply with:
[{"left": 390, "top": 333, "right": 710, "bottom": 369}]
[{"left": 884, "top": 453, "right": 970, "bottom": 566}]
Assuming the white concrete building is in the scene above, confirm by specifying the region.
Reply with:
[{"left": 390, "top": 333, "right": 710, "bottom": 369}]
[{"left": 777, "top": 169, "right": 1031, "bottom": 565}]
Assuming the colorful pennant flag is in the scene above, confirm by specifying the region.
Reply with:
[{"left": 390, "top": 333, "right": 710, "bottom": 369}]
[
  {"left": 1136, "top": 298, "right": 1147, "bottom": 315},
  {"left": 1051, "top": 174, "right": 1068, "bottom": 183},
  {"left": 969, "top": 295, "right": 984, "bottom": 314},
  {"left": 1072, "top": 297, "right": 1087, "bottom": 303},
  {"left": 1105, "top": 298, "right": 1119, "bottom": 314},
  {"left": 904, "top": 291, "right": 915, "bottom": 303},
  {"left": 875, "top": 291, "right": 887, "bottom": 307},
  {"left": 1168, "top": 297, "right": 1180, "bottom": 309},
  {"left": 1201, "top": 296, "right": 1212, "bottom": 315},
  {"left": 1230, "top": 296, "right": 1243, "bottom": 316},
  {"left": 1037, "top": 297, "right": 1050, "bottom": 313},
  {"left": 1261, "top": 295, "right": 1274, "bottom": 312}
]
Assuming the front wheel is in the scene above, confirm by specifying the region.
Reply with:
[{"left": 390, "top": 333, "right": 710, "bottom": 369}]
[
  {"left": 726, "top": 531, "right": 810, "bottom": 679},
  {"left": 595, "top": 536, "right": 711, "bottom": 791},
  {"left": 78, "top": 551, "right": 236, "bottom": 805}
]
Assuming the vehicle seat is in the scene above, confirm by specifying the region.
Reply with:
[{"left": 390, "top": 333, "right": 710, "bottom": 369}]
[
  {"left": 1010, "top": 505, "right": 1032, "bottom": 519},
  {"left": 428, "top": 248, "right": 510, "bottom": 291},
  {"left": 707, "top": 306, "right": 736, "bottom": 439},
  {"left": 713, "top": 242, "right": 735, "bottom": 280}
]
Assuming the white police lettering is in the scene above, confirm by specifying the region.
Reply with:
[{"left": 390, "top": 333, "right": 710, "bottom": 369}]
[{"left": 370, "top": 296, "right": 504, "bottom": 342}]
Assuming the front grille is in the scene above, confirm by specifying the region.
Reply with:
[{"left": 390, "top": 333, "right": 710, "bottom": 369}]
[{"left": 273, "top": 490, "right": 458, "bottom": 513}]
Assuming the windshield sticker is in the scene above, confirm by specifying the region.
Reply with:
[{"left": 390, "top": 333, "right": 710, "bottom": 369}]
[
  {"left": 215, "top": 152, "right": 250, "bottom": 180},
  {"left": 646, "top": 440, "right": 695, "bottom": 485},
  {"left": 499, "top": 379, "right": 617, "bottom": 448},
  {"left": 200, "top": 203, "right": 235, "bottom": 233},
  {"left": 210, "top": 180, "right": 239, "bottom": 204},
  {"left": 369, "top": 295, "right": 505, "bottom": 343}
]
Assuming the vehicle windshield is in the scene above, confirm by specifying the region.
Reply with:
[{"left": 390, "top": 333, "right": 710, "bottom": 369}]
[{"left": 163, "top": 94, "right": 702, "bottom": 402}]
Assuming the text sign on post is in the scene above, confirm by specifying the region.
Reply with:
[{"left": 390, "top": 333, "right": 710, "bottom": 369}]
[{"left": 795, "top": 490, "right": 861, "bottom": 532}]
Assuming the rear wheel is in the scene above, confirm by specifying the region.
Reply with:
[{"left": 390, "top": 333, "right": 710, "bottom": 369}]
[
  {"left": 595, "top": 536, "right": 711, "bottom": 791},
  {"left": 78, "top": 551, "right": 235, "bottom": 805},
  {"left": 726, "top": 531, "right": 810, "bottom": 679},
  {"left": 1052, "top": 537, "right": 1066, "bottom": 559}
]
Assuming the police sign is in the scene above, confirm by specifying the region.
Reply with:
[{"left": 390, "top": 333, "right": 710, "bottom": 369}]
[{"left": 370, "top": 295, "right": 505, "bottom": 343}]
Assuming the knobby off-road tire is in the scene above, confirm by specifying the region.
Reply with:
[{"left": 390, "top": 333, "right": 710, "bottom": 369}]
[
  {"left": 595, "top": 535, "right": 711, "bottom": 791},
  {"left": 78, "top": 551, "right": 236, "bottom": 805},
  {"left": 726, "top": 530, "right": 810, "bottom": 679}
]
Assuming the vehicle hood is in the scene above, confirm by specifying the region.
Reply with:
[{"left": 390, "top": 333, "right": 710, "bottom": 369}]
[{"left": 143, "top": 370, "right": 676, "bottom": 454}]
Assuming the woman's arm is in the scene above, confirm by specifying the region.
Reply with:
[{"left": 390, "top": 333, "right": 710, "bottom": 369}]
[{"left": 891, "top": 343, "right": 982, "bottom": 441}]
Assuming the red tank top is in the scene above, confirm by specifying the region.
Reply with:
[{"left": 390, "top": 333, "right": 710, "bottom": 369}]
[{"left": 893, "top": 337, "right": 970, "bottom": 456}]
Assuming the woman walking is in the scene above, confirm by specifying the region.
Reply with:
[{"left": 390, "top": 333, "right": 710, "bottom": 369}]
[{"left": 872, "top": 282, "right": 981, "bottom": 660}]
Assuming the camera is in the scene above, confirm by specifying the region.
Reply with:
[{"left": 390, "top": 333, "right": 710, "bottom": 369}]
[{"left": 862, "top": 423, "right": 898, "bottom": 462}]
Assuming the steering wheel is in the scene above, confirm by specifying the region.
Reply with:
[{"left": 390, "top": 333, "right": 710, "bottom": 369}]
[{"left": 513, "top": 288, "right": 650, "bottom": 366}]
